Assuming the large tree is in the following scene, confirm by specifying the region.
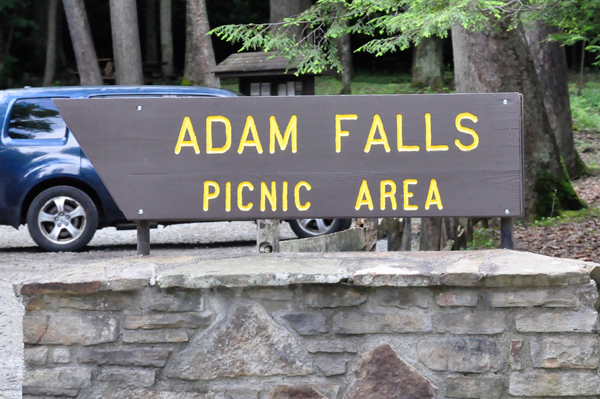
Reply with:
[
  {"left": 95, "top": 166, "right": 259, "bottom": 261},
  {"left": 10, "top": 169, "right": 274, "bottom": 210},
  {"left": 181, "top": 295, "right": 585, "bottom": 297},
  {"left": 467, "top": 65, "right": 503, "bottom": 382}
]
[
  {"left": 185, "top": 0, "right": 219, "bottom": 87},
  {"left": 43, "top": 0, "right": 60, "bottom": 87},
  {"left": 145, "top": 0, "right": 159, "bottom": 64},
  {"left": 411, "top": 36, "right": 444, "bottom": 89},
  {"left": 62, "top": 0, "right": 103, "bottom": 85},
  {"left": 160, "top": 0, "right": 174, "bottom": 79},
  {"left": 109, "top": 0, "right": 144, "bottom": 85}
]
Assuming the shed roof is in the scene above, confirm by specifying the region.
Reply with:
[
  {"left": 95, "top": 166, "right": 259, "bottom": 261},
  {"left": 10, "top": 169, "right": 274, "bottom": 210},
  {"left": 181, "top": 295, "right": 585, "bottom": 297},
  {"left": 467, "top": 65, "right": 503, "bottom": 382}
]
[{"left": 214, "top": 52, "right": 306, "bottom": 78}]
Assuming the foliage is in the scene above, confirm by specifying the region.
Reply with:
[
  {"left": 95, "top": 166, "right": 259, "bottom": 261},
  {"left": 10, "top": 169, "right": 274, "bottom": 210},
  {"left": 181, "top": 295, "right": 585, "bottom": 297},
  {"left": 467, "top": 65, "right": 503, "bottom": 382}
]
[
  {"left": 570, "top": 80, "right": 600, "bottom": 133},
  {"left": 211, "top": 0, "right": 590, "bottom": 74}
]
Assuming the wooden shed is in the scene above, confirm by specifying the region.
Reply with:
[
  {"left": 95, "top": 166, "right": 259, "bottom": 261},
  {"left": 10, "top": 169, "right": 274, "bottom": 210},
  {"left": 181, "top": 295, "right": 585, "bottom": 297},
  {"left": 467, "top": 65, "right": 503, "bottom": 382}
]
[{"left": 214, "top": 52, "right": 315, "bottom": 96}]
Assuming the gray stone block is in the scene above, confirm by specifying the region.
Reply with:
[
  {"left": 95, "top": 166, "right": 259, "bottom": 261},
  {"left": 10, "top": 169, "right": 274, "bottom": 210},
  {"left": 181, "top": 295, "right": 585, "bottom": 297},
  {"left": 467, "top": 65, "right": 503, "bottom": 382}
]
[
  {"left": 433, "top": 311, "right": 505, "bottom": 334},
  {"left": 243, "top": 288, "right": 294, "bottom": 301},
  {"left": 307, "top": 341, "right": 358, "bottom": 353},
  {"left": 280, "top": 228, "right": 369, "bottom": 252},
  {"left": 77, "top": 348, "right": 170, "bottom": 367},
  {"left": 314, "top": 355, "right": 347, "bottom": 376},
  {"left": 23, "top": 367, "right": 91, "bottom": 397},
  {"left": 53, "top": 347, "right": 70, "bottom": 364},
  {"left": 446, "top": 376, "right": 504, "bottom": 399},
  {"left": 58, "top": 292, "right": 133, "bottom": 310},
  {"left": 333, "top": 311, "right": 431, "bottom": 334},
  {"left": 353, "top": 260, "right": 433, "bottom": 287},
  {"left": 417, "top": 338, "right": 503, "bottom": 372},
  {"left": 436, "top": 289, "right": 479, "bottom": 307},
  {"left": 265, "top": 386, "right": 326, "bottom": 399},
  {"left": 483, "top": 287, "right": 582, "bottom": 308},
  {"left": 375, "top": 288, "right": 433, "bottom": 309},
  {"left": 23, "top": 315, "right": 119, "bottom": 346},
  {"left": 124, "top": 313, "right": 213, "bottom": 330},
  {"left": 24, "top": 347, "right": 48, "bottom": 365},
  {"left": 509, "top": 371, "right": 600, "bottom": 396},
  {"left": 515, "top": 311, "right": 598, "bottom": 333},
  {"left": 97, "top": 367, "right": 156, "bottom": 388},
  {"left": 303, "top": 285, "right": 367, "bottom": 308},
  {"left": 281, "top": 312, "right": 328, "bottom": 335},
  {"left": 140, "top": 288, "right": 201, "bottom": 312},
  {"left": 531, "top": 336, "right": 600, "bottom": 369},
  {"left": 122, "top": 329, "right": 189, "bottom": 343},
  {"left": 77, "top": 385, "right": 216, "bottom": 399}
]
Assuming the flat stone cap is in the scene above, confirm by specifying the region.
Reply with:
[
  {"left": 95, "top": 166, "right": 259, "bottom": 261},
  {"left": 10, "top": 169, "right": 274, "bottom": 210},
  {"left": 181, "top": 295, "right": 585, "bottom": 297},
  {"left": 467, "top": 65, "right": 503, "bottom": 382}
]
[{"left": 15, "top": 250, "right": 600, "bottom": 296}]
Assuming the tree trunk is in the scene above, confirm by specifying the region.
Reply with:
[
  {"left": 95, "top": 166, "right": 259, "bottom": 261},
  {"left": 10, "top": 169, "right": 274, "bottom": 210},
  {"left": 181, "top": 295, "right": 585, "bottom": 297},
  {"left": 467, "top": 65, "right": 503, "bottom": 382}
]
[
  {"left": 338, "top": 29, "right": 352, "bottom": 94},
  {"left": 62, "top": 0, "right": 103, "bottom": 85},
  {"left": 270, "top": 0, "right": 304, "bottom": 38},
  {"left": 43, "top": 0, "right": 60, "bottom": 87},
  {"left": 160, "top": 0, "right": 174, "bottom": 79},
  {"left": 109, "top": 0, "right": 144, "bottom": 85},
  {"left": 184, "top": 0, "right": 203, "bottom": 84},
  {"left": 452, "top": 22, "right": 583, "bottom": 217},
  {"left": 411, "top": 36, "right": 444, "bottom": 89},
  {"left": 145, "top": 0, "right": 158, "bottom": 64},
  {"left": 186, "top": 0, "right": 219, "bottom": 87},
  {"left": 420, "top": 217, "right": 442, "bottom": 251},
  {"left": 525, "top": 23, "right": 587, "bottom": 179}
]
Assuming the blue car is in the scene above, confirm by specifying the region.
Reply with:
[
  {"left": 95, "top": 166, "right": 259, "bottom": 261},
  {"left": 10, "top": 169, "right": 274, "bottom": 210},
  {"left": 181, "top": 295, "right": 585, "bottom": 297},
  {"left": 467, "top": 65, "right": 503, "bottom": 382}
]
[{"left": 0, "top": 86, "right": 351, "bottom": 251}]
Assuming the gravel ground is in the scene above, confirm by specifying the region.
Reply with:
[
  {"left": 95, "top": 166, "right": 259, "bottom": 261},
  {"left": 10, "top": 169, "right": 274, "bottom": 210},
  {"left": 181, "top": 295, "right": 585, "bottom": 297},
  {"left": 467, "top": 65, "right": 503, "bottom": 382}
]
[{"left": 0, "top": 221, "right": 300, "bottom": 399}]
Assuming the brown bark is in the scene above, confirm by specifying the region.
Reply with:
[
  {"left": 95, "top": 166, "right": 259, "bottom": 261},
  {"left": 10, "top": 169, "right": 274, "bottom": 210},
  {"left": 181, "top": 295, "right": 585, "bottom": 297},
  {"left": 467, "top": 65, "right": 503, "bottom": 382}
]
[
  {"left": 411, "top": 36, "right": 444, "bottom": 89},
  {"left": 43, "top": 0, "right": 60, "bottom": 87},
  {"left": 338, "top": 29, "right": 352, "bottom": 94},
  {"left": 145, "top": 0, "right": 159, "bottom": 64},
  {"left": 160, "top": 0, "right": 174, "bottom": 79},
  {"left": 270, "top": 0, "right": 304, "bottom": 38},
  {"left": 184, "top": 0, "right": 203, "bottom": 84},
  {"left": 525, "top": 23, "right": 587, "bottom": 178},
  {"left": 452, "top": 22, "right": 583, "bottom": 217},
  {"left": 185, "top": 0, "right": 219, "bottom": 87},
  {"left": 62, "top": 0, "right": 103, "bottom": 85},
  {"left": 109, "top": 0, "right": 144, "bottom": 85},
  {"left": 419, "top": 218, "right": 442, "bottom": 251}
]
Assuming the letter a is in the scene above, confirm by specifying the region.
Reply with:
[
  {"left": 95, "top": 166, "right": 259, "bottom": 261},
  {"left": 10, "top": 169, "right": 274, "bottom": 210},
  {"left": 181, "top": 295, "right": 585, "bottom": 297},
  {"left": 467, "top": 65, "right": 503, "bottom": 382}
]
[
  {"left": 425, "top": 179, "right": 443, "bottom": 210},
  {"left": 175, "top": 116, "right": 200, "bottom": 154},
  {"left": 355, "top": 180, "right": 374, "bottom": 211}
]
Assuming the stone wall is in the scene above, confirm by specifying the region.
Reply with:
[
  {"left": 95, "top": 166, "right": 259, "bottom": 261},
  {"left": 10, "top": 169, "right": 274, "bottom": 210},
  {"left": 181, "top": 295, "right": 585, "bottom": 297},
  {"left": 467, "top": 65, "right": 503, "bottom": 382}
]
[{"left": 16, "top": 250, "right": 600, "bottom": 398}]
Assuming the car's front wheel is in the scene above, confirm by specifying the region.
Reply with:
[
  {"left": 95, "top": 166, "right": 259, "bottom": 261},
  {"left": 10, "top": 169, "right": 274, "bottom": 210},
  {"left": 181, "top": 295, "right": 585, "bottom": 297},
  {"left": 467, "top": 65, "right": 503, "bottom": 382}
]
[
  {"left": 288, "top": 218, "right": 353, "bottom": 238},
  {"left": 26, "top": 186, "right": 98, "bottom": 252}
]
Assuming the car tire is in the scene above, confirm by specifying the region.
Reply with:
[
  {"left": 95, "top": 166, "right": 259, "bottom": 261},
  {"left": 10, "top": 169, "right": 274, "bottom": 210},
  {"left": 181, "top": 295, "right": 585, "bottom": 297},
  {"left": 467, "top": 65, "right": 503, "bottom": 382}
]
[
  {"left": 26, "top": 186, "right": 98, "bottom": 252},
  {"left": 288, "top": 218, "right": 353, "bottom": 238}
]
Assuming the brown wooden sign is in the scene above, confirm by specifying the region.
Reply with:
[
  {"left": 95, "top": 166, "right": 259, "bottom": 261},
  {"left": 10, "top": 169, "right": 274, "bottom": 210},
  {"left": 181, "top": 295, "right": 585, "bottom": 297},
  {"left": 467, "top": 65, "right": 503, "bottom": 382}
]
[{"left": 54, "top": 94, "right": 523, "bottom": 221}]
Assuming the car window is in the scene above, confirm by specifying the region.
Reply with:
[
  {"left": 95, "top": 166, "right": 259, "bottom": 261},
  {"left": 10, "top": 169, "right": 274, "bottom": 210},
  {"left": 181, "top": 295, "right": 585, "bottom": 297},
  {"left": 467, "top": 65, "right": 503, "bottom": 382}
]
[{"left": 8, "top": 98, "right": 67, "bottom": 140}]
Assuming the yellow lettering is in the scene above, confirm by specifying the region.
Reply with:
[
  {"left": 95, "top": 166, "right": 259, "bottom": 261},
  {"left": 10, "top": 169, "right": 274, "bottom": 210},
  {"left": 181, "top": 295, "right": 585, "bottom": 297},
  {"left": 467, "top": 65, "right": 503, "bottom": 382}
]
[
  {"left": 260, "top": 181, "right": 277, "bottom": 211},
  {"left": 403, "top": 179, "right": 418, "bottom": 211},
  {"left": 225, "top": 182, "right": 231, "bottom": 212},
  {"left": 174, "top": 116, "right": 200, "bottom": 154},
  {"left": 203, "top": 181, "right": 220, "bottom": 211},
  {"left": 237, "top": 182, "right": 254, "bottom": 211},
  {"left": 397, "top": 114, "right": 420, "bottom": 152},
  {"left": 455, "top": 112, "right": 479, "bottom": 151},
  {"left": 295, "top": 181, "right": 311, "bottom": 211},
  {"left": 380, "top": 180, "right": 397, "bottom": 210},
  {"left": 425, "top": 179, "right": 443, "bottom": 210},
  {"left": 282, "top": 181, "right": 289, "bottom": 211},
  {"left": 237, "top": 116, "right": 264, "bottom": 154},
  {"left": 206, "top": 116, "right": 231, "bottom": 154},
  {"left": 270, "top": 116, "right": 297, "bottom": 154},
  {"left": 364, "top": 114, "right": 391, "bottom": 153},
  {"left": 425, "top": 113, "right": 449, "bottom": 152},
  {"left": 335, "top": 114, "right": 357, "bottom": 153},
  {"left": 355, "top": 180, "right": 374, "bottom": 211}
]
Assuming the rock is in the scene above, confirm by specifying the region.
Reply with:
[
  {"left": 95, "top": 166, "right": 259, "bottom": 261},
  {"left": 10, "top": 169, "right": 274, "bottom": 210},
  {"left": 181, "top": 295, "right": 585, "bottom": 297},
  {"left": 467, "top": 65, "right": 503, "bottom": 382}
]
[
  {"left": 280, "top": 227, "right": 369, "bottom": 252},
  {"left": 353, "top": 259, "right": 433, "bottom": 287},
  {"left": 433, "top": 312, "right": 505, "bottom": 334},
  {"left": 265, "top": 385, "right": 326, "bottom": 399},
  {"left": 515, "top": 311, "right": 598, "bottom": 333},
  {"left": 124, "top": 313, "right": 213, "bottom": 330},
  {"left": 509, "top": 371, "right": 600, "bottom": 396},
  {"left": 440, "top": 253, "right": 485, "bottom": 286},
  {"left": 345, "top": 344, "right": 435, "bottom": 399},
  {"left": 164, "top": 302, "right": 313, "bottom": 380},
  {"left": 243, "top": 288, "right": 294, "bottom": 301},
  {"left": 530, "top": 336, "right": 600, "bottom": 369},
  {"left": 436, "top": 290, "right": 479, "bottom": 307},
  {"left": 375, "top": 288, "right": 433, "bottom": 309},
  {"left": 483, "top": 252, "right": 589, "bottom": 287},
  {"left": 25, "top": 296, "right": 47, "bottom": 311},
  {"left": 23, "top": 367, "right": 91, "bottom": 397},
  {"left": 78, "top": 385, "right": 216, "bottom": 399},
  {"left": 332, "top": 311, "right": 431, "bottom": 334},
  {"left": 24, "top": 347, "right": 48, "bottom": 365},
  {"left": 96, "top": 367, "right": 156, "bottom": 388},
  {"left": 139, "top": 288, "right": 201, "bottom": 312},
  {"left": 23, "top": 315, "right": 119, "bottom": 345},
  {"left": 510, "top": 340, "right": 522, "bottom": 370},
  {"left": 307, "top": 341, "right": 358, "bottom": 354},
  {"left": 58, "top": 292, "right": 133, "bottom": 310},
  {"left": 483, "top": 287, "right": 581, "bottom": 308},
  {"left": 156, "top": 257, "right": 348, "bottom": 289},
  {"left": 53, "top": 347, "right": 70, "bottom": 364},
  {"left": 446, "top": 376, "right": 504, "bottom": 399},
  {"left": 122, "top": 329, "right": 189, "bottom": 343},
  {"left": 281, "top": 312, "right": 328, "bottom": 335},
  {"left": 314, "top": 355, "right": 347, "bottom": 376},
  {"left": 303, "top": 285, "right": 367, "bottom": 308},
  {"left": 77, "top": 348, "right": 170, "bottom": 367},
  {"left": 417, "top": 338, "right": 503, "bottom": 373}
]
